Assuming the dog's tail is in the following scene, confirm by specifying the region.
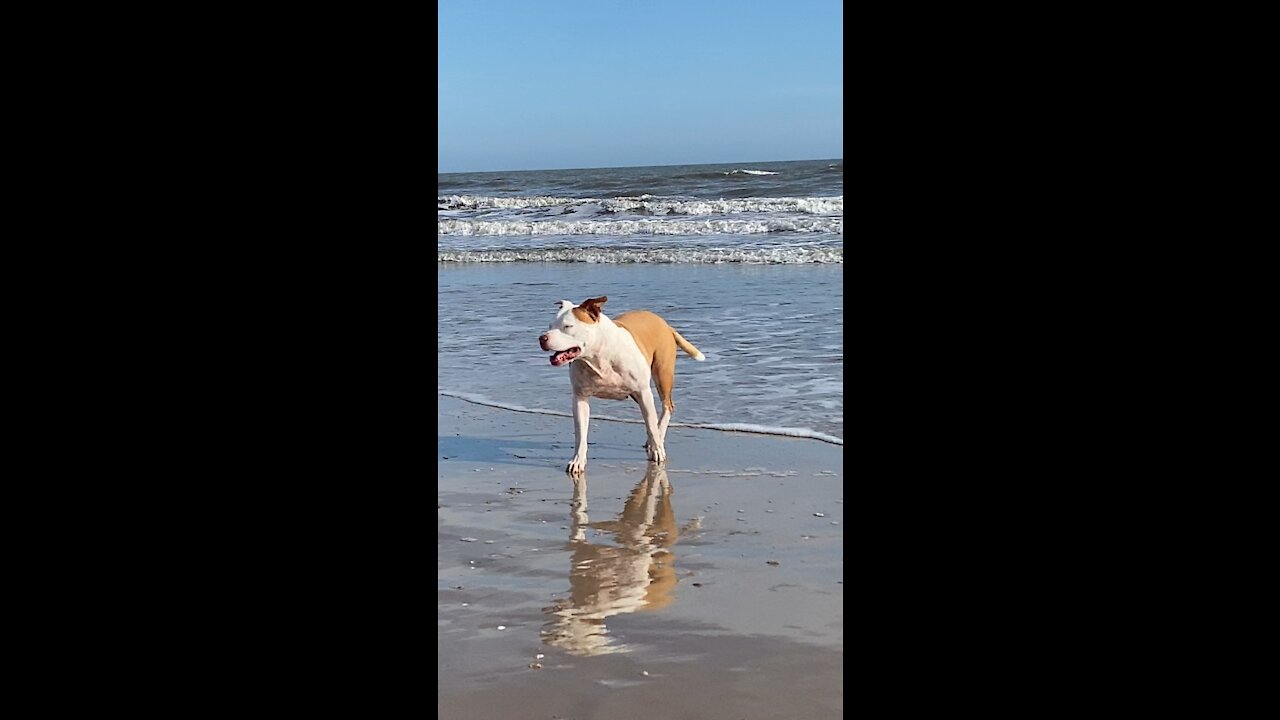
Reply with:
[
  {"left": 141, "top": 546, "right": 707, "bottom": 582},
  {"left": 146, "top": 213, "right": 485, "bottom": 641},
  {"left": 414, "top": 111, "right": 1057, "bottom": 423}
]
[{"left": 672, "top": 329, "right": 705, "bottom": 361}]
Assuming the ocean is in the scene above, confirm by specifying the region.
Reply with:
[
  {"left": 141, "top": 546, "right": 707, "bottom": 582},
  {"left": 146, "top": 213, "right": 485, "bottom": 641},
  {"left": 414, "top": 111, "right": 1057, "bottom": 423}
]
[{"left": 438, "top": 158, "right": 843, "bottom": 444}]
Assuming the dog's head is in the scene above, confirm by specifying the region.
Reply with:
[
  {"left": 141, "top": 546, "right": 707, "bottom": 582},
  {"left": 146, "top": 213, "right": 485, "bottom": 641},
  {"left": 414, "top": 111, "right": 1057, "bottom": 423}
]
[{"left": 539, "top": 296, "right": 608, "bottom": 366}]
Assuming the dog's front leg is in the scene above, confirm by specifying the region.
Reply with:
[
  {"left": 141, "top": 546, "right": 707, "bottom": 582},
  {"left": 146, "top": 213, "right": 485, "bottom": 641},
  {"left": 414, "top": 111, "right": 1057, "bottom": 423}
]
[
  {"left": 568, "top": 396, "right": 590, "bottom": 475},
  {"left": 636, "top": 390, "right": 666, "bottom": 464}
]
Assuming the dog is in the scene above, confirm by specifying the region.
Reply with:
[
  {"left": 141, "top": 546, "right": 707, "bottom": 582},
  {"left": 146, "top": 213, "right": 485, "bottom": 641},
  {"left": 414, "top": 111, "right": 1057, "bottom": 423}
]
[{"left": 539, "top": 296, "right": 704, "bottom": 475}]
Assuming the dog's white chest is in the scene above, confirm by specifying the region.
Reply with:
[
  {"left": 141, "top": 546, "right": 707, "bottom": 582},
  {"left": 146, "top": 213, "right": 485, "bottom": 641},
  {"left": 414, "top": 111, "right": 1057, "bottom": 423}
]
[{"left": 572, "top": 359, "right": 639, "bottom": 400}]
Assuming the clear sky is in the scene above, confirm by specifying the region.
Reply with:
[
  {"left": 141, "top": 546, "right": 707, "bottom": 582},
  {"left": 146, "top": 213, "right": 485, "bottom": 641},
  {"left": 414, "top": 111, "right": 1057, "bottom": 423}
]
[{"left": 438, "top": 0, "right": 843, "bottom": 173}]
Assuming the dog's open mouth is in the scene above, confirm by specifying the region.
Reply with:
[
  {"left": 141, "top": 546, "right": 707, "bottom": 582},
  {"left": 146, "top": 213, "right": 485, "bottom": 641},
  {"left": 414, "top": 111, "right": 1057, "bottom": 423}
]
[{"left": 550, "top": 347, "right": 581, "bottom": 366}]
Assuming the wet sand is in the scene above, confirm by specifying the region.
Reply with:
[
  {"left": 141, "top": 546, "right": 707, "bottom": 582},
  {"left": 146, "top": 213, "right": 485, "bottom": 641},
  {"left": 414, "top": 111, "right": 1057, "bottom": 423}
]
[{"left": 438, "top": 395, "right": 843, "bottom": 719}]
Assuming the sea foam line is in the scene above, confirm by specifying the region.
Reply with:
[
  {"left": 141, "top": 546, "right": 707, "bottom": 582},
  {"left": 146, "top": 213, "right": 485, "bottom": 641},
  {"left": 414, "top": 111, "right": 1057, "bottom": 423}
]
[
  {"left": 437, "top": 218, "right": 842, "bottom": 236},
  {"left": 436, "top": 247, "right": 843, "bottom": 264},
  {"left": 438, "top": 195, "right": 842, "bottom": 215},
  {"left": 439, "top": 390, "right": 843, "bottom": 446}
]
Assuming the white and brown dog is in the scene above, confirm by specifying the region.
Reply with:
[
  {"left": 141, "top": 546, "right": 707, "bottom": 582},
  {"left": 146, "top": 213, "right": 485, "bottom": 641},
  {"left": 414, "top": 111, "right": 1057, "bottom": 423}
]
[{"left": 539, "top": 296, "right": 705, "bottom": 475}]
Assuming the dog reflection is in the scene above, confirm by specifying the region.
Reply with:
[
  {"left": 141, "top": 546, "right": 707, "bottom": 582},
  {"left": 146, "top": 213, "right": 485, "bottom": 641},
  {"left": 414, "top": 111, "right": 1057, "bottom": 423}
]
[{"left": 541, "top": 465, "right": 679, "bottom": 656}]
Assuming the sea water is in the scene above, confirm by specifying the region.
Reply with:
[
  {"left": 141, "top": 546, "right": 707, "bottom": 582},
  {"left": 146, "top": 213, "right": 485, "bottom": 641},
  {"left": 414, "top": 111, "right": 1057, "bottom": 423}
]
[{"left": 438, "top": 159, "right": 843, "bottom": 443}]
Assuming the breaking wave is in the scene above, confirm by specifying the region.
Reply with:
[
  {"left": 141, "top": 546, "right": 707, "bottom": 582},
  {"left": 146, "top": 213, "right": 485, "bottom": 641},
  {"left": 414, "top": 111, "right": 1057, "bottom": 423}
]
[
  {"left": 438, "top": 194, "right": 842, "bottom": 215},
  {"left": 438, "top": 217, "right": 842, "bottom": 236},
  {"left": 437, "top": 247, "right": 842, "bottom": 263},
  {"left": 439, "top": 195, "right": 577, "bottom": 209}
]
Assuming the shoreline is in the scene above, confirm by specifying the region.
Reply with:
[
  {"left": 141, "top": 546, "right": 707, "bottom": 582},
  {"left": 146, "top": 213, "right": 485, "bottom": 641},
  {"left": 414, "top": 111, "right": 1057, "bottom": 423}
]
[{"left": 439, "top": 389, "right": 844, "bottom": 445}]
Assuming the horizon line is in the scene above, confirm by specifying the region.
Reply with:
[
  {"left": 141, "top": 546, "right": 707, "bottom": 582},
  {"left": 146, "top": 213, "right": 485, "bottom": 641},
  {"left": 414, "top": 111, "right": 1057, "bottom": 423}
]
[{"left": 437, "top": 157, "right": 843, "bottom": 175}]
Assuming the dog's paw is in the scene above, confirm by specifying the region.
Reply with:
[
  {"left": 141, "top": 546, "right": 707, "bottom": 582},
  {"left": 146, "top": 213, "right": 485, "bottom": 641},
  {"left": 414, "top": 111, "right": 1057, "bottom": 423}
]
[
  {"left": 566, "top": 457, "right": 587, "bottom": 476},
  {"left": 646, "top": 442, "right": 666, "bottom": 464}
]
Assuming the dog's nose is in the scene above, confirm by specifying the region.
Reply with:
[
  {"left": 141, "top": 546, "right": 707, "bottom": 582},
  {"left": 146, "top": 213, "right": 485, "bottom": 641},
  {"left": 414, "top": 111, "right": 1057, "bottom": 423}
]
[{"left": 539, "top": 334, "right": 549, "bottom": 350}]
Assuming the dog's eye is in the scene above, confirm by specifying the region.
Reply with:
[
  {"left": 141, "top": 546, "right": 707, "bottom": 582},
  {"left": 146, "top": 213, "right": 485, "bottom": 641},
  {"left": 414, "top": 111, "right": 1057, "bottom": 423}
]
[{"left": 563, "top": 325, "right": 574, "bottom": 329}]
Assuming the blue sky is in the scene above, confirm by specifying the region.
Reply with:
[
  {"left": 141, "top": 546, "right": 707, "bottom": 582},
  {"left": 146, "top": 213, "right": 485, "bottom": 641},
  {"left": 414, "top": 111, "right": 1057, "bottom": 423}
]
[{"left": 438, "top": 0, "right": 842, "bottom": 173}]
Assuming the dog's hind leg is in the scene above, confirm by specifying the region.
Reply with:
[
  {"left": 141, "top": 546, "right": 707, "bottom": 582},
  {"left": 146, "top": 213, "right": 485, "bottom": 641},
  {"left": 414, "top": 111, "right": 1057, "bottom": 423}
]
[
  {"left": 632, "top": 389, "right": 666, "bottom": 464},
  {"left": 641, "top": 370, "right": 676, "bottom": 451},
  {"left": 653, "top": 353, "right": 676, "bottom": 445}
]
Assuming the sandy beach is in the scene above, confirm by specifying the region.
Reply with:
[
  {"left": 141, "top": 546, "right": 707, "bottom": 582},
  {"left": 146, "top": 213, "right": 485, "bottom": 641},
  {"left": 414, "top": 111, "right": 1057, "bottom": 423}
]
[{"left": 438, "top": 394, "right": 844, "bottom": 719}]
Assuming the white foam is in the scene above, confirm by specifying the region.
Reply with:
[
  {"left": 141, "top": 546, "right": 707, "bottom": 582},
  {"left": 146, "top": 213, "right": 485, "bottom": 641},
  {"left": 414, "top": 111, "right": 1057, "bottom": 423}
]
[
  {"left": 439, "top": 390, "right": 571, "bottom": 418},
  {"left": 438, "top": 194, "right": 842, "bottom": 215},
  {"left": 436, "top": 247, "right": 843, "bottom": 264},
  {"left": 439, "top": 390, "right": 843, "bottom": 445},
  {"left": 725, "top": 169, "right": 779, "bottom": 175},
  {"left": 674, "top": 421, "right": 843, "bottom": 445},
  {"left": 606, "top": 196, "right": 842, "bottom": 216},
  {"left": 439, "top": 195, "right": 576, "bottom": 209},
  {"left": 437, "top": 218, "right": 842, "bottom": 236}
]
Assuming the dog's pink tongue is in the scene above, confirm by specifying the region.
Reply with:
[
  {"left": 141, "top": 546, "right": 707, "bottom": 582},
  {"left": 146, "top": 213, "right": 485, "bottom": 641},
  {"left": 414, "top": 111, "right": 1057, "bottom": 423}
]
[{"left": 550, "top": 348, "right": 579, "bottom": 366}]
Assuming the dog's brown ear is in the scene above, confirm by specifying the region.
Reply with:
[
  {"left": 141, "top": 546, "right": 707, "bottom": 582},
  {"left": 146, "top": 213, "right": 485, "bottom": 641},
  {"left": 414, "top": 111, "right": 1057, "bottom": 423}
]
[{"left": 578, "top": 296, "right": 608, "bottom": 320}]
